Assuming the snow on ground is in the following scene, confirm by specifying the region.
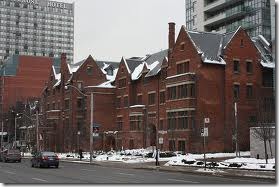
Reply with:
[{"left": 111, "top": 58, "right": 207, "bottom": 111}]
[{"left": 23, "top": 149, "right": 275, "bottom": 171}]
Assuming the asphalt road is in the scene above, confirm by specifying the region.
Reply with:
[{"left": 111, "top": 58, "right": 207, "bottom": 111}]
[{"left": 0, "top": 159, "right": 274, "bottom": 184}]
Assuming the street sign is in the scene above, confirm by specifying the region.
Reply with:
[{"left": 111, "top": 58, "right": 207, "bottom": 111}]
[
  {"left": 158, "top": 130, "right": 168, "bottom": 135},
  {"left": 201, "top": 127, "right": 208, "bottom": 137},
  {"left": 159, "top": 137, "right": 164, "bottom": 144},
  {"left": 204, "top": 118, "right": 210, "bottom": 124}
]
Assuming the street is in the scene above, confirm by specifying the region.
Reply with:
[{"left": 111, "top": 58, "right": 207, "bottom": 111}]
[{"left": 0, "top": 159, "right": 275, "bottom": 184}]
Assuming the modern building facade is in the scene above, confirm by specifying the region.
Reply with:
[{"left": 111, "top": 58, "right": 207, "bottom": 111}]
[
  {"left": 0, "top": 0, "right": 74, "bottom": 63},
  {"left": 185, "top": 0, "right": 274, "bottom": 41},
  {"left": 40, "top": 23, "right": 274, "bottom": 153}
]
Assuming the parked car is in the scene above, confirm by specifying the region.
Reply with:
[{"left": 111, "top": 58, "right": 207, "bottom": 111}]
[
  {"left": 31, "top": 151, "right": 59, "bottom": 168},
  {"left": 0, "top": 149, "right": 21, "bottom": 163}
]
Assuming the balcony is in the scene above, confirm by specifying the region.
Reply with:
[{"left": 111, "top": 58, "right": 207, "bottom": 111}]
[
  {"left": 46, "top": 110, "right": 61, "bottom": 120},
  {"left": 204, "top": 6, "right": 251, "bottom": 27},
  {"left": 204, "top": 0, "right": 243, "bottom": 13},
  {"left": 166, "top": 73, "right": 196, "bottom": 86}
]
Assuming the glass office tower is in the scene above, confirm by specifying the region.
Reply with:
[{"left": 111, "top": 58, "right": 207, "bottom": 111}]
[
  {"left": 185, "top": 0, "right": 273, "bottom": 41},
  {"left": 0, "top": 0, "right": 74, "bottom": 63}
]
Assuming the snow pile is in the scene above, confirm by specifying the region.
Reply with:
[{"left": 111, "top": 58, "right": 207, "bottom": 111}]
[{"left": 165, "top": 152, "right": 275, "bottom": 171}]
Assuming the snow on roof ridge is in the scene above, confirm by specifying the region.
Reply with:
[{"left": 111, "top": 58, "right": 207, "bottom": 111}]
[
  {"left": 131, "top": 63, "right": 144, "bottom": 80},
  {"left": 122, "top": 57, "right": 131, "bottom": 74},
  {"left": 259, "top": 35, "right": 271, "bottom": 47},
  {"left": 223, "top": 26, "right": 241, "bottom": 49}
]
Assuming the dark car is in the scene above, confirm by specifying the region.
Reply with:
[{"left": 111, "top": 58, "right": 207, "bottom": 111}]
[
  {"left": 0, "top": 149, "right": 21, "bottom": 163},
  {"left": 31, "top": 151, "right": 59, "bottom": 168}
]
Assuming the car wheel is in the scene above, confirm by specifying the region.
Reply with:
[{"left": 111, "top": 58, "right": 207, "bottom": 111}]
[
  {"left": 31, "top": 162, "right": 34, "bottom": 167},
  {"left": 18, "top": 159, "right": 21, "bottom": 163},
  {"left": 55, "top": 165, "right": 59, "bottom": 168},
  {"left": 4, "top": 158, "right": 7, "bottom": 163}
]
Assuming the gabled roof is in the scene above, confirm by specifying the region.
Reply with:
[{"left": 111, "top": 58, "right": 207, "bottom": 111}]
[
  {"left": 188, "top": 31, "right": 223, "bottom": 61},
  {"left": 130, "top": 50, "right": 168, "bottom": 80}
]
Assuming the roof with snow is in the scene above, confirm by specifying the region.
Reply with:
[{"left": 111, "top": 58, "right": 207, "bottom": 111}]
[
  {"left": 129, "top": 50, "right": 168, "bottom": 80},
  {"left": 252, "top": 35, "right": 274, "bottom": 68},
  {"left": 186, "top": 27, "right": 274, "bottom": 67}
]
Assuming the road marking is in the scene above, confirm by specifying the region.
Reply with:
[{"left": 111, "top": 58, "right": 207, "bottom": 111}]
[
  {"left": 4, "top": 171, "right": 16, "bottom": 175},
  {"left": 168, "top": 178, "right": 199, "bottom": 184},
  {"left": 32, "top": 178, "right": 48, "bottom": 182},
  {"left": 118, "top": 172, "right": 135, "bottom": 176},
  {"left": 81, "top": 169, "right": 97, "bottom": 172}
]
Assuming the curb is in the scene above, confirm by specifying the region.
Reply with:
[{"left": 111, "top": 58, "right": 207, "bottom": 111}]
[{"left": 57, "top": 159, "right": 276, "bottom": 180}]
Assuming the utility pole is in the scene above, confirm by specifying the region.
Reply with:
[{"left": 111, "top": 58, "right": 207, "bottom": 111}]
[
  {"left": 203, "top": 119, "right": 206, "bottom": 170},
  {"left": 36, "top": 109, "right": 39, "bottom": 152},
  {"left": 90, "top": 92, "right": 93, "bottom": 164},
  {"left": 234, "top": 102, "right": 239, "bottom": 157},
  {"left": 1, "top": 121, "right": 3, "bottom": 148}
]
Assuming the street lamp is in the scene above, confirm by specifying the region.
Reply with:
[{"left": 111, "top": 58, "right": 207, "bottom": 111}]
[{"left": 65, "top": 85, "right": 94, "bottom": 164}]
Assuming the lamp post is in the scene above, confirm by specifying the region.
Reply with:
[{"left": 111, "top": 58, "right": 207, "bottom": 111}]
[
  {"left": 1, "top": 62, "right": 6, "bottom": 149},
  {"left": 15, "top": 114, "right": 22, "bottom": 148},
  {"left": 65, "top": 85, "right": 94, "bottom": 164}
]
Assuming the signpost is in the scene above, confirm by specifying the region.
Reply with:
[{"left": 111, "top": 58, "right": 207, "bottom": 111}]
[
  {"left": 159, "top": 137, "right": 163, "bottom": 145},
  {"left": 202, "top": 118, "right": 210, "bottom": 170}
]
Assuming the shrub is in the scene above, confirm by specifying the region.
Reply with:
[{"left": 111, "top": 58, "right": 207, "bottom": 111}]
[
  {"left": 182, "top": 159, "right": 195, "bottom": 165},
  {"left": 208, "top": 162, "right": 219, "bottom": 168},
  {"left": 228, "top": 163, "right": 242, "bottom": 168},
  {"left": 196, "top": 161, "right": 204, "bottom": 166},
  {"left": 145, "top": 152, "right": 153, "bottom": 158}
]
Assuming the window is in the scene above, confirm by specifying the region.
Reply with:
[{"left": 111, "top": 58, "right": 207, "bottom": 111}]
[
  {"left": 107, "top": 68, "right": 113, "bottom": 76},
  {"left": 117, "top": 117, "right": 123, "bottom": 131},
  {"left": 233, "top": 60, "right": 240, "bottom": 73},
  {"left": 65, "top": 99, "right": 70, "bottom": 109},
  {"left": 177, "top": 111, "right": 188, "bottom": 129},
  {"left": 77, "top": 98, "right": 83, "bottom": 109},
  {"left": 148, "top": 93, "right": 156, "bottom": 105},
  {"left": 246, "top": 85, "right": 253, "bottom": 98},
  {"left": 118, "top": 78, "right": 126, "bottom": 88},
  {"left": 130, "top": 116, "right": 142, "bottom": 131},
  {"left": 178, "top": 84, "right": 187, "bottom": 98},
  {"left": 189, "top": 84, "right": 195, "bottom": 97},
  {"left": 168, "top": 87, "right": 177, "bottom": 100},
  {"left": 233, "top": 84, "right": 240, "bottom": 100},
  {"left": 52, "top": 103, "right": 56, "bottom": 110},
  {"left": 160, "top": 91, "right": 165, "bottom": 104},
  {"left": 124, "top": 96, "right": 128, "bottom": 107},
  {"left": 180, "top": 43, "right": 185, "bottom": 51},
  {"left": 86, "top": 66, "right": 93, "bottom": 75},
  {"left": 137, "top": 95, "right": 142, "bottom": 105},
  {"left": 168, "top": 112, "right": 176, "bottom": 130},
  {"left": 246, "top": 61, "right": 252, "bottom": 73},
  {"left": 116, "top": 97, "right": 121, "bottom": 108},
  {"left": 177, "top": 62, "right": 189, "bottom": 74}
]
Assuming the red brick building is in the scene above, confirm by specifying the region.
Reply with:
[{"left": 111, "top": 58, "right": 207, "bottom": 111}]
[
  {"left": 41, "top": 23, "right": 274, "bottom": 153},
  {"left": 0, "top": 55, "right": 59, "bottom": 144}
]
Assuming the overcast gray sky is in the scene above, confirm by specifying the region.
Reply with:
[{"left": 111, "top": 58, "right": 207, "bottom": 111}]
[{"left": 62, "top": 0, "right": 185, "bottom": 63}]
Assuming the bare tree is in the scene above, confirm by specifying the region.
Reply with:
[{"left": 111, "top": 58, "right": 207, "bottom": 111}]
[{"left": 252, "top": 98, "right": 275, "bottom": 164}]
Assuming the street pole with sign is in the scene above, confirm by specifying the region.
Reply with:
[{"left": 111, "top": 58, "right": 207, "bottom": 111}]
[{"left": 202, "top": 118, "right": 210, "bottom": 170}]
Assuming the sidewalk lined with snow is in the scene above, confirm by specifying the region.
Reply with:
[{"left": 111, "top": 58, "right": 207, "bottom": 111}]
[{"left": 24, "top": 149, "right": 275, "bottom": 172}]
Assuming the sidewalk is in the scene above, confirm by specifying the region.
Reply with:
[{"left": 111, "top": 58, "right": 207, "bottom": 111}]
[{"left": 60, "top": 158, "right": 276, "bottom": 180}]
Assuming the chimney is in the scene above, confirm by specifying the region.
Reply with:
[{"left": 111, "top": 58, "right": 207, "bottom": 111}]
[
  {"left": 168, "top": 22, "right": 176, "bottom": 50},
  {"left": 61, "top": 53, "right": 67, "bottom": 64}
]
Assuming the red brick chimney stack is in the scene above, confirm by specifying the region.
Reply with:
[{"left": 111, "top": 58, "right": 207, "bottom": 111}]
[{"left": 168, "top": 22, "right": 176, "bottom": 50}]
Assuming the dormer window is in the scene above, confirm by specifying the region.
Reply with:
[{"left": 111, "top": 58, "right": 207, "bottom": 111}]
[{"left": 107, "top": 68, "right": 113, "bottom": 76}]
